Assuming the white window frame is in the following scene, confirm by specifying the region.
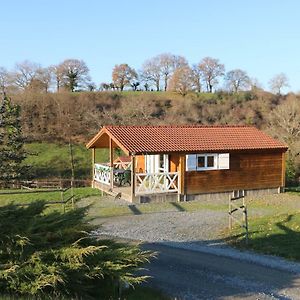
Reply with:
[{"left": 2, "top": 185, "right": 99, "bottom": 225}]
[
  {"left": 186, "top": 153, "right": 230, "bottom": 171},
  {"left": 197, "top": 154, "right": 218, "bottom": 171}
]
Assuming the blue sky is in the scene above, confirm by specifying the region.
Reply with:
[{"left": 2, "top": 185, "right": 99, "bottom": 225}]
[{"left": 1, "top": 0, "right": 300, "bottom": 91}]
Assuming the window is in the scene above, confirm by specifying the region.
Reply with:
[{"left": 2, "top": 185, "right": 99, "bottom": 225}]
[
  {"left": 207, "top": 155, "right": 215, "bottom": 168},
  {"left": 186, "top": 153, "right": 230, "bottom": 171},
  {"left": 197, "top": 156, "right": 205, "bottom": 168},
  {"left": 197, "top": 154, "right": 218, "bottom": 170}
]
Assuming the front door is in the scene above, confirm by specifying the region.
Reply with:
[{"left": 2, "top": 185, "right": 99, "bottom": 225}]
[{"left": 145, "top": 154, "right": 169, "bottom": 173}]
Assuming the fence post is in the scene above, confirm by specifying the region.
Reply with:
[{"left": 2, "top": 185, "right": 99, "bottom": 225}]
[
  {"left": 69, "top": 140, "right": 75, "bottom": 209},
  {"left": 61, "top": 189, "right": 65, "bottom": 213}
]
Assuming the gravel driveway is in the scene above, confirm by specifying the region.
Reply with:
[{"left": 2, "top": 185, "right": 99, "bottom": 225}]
[{"left": 95, "top": 209, "right": 227, "bottom": 243}]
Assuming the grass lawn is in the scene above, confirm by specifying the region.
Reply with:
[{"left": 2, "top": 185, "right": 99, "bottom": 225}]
[
  {"left": 80, "top": 195, "right": 227, "bottom": 219},
  {"left": 0, "top": 187, "right": 101, "bottom": 214},
  {"left": 225, "top": 190, "right": 300, "bottom": 261},
  {"left": 24, "top": 142, "right": 108, "bottom": 179}
]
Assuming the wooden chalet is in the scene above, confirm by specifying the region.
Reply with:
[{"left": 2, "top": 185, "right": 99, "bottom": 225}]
[{"left": 86, "top": 125, "right": 288, "bottom": 203}]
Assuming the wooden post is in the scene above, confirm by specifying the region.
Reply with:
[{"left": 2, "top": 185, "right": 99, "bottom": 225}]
[
  {"left": 131, "top": 155, "right": 135, "bottom": 202},
  {"left": 61, "top": 189, "right": 65, "bottom": 213},
  {"left": 109, "top": 137, "right": 113, "bottom": 191},
  {"left": 281, "top": 152, "right": 286, "bottom": 192},
  {"left": 243, "top": 196, "right": 249, "bottom": 244},
  {"left": 228, "top": 192, "right": 232, "bottom": 230},
  {"left": 69, "top": 140, "right": 75, "bottom": 208},
  {"left": 92, "top": 148, "right": 95, "bottom": 188},
  {"left": 178, "top": 155, "right": 185, "bottom": 201}
]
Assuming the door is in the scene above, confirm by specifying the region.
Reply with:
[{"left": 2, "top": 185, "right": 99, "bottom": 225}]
[
  {"left": 145, "top": 154, "right": 169, "bottom": 173},
  {"left": 145, "top": 154, "right": 169, "bottom": 190}
]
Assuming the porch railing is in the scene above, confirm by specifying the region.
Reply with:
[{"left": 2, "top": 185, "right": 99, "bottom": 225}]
[
  {"left": 94, "top": 163, "right": 111, "bottom": 185},
  {"left": 135, "top": 172, "right": 179, "bottom": 195}
]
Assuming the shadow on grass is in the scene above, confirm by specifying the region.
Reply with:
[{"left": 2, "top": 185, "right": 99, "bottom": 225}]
[
  {"left": 226, "top": 214, "right": 300, "bottom": 261},
  {"left": 170, "top": 202, "right": 186, "bottom": 212},
  {"left": 128, "top": 205, "right": 142, "bottom": 215}
]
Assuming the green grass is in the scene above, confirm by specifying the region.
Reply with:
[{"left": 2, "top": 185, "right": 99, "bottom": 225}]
[
  {"left": 227, "top": 212, "right": 300, "bottom": 261},
  {"left": 0, "top": 187, "right": 101, "bottom": 214},
  {"left": 24, "top": 142, "right": 108, "bottom": 179},
  {"left": 83, "top": 196, "right": 227, "bottom": 218}
]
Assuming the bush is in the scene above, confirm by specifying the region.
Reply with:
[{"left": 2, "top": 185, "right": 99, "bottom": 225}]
[{"left": 0, "top": 202, "right": 154, "bottom": 299}]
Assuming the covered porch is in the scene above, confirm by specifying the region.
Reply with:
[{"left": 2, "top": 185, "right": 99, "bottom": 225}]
[{"left": 87, "top": 127, "right": 184, "bottom": 202}]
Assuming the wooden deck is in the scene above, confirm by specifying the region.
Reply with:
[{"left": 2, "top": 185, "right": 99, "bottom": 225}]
[{"left": 93, "top": 181, "right": 132, "bottom": 202}]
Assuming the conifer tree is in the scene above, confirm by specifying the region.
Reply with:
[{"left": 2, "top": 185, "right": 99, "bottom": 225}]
[
  {"left": 0, "top": 202, "right": 153, "bottom": 298},
  {"left": 0, "top": 95, "right": 27, "bottom": 182}
]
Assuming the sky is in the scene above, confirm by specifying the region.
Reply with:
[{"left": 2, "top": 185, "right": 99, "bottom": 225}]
[{"left": 1, "top": 0, "right": 300, "bottom": 92}]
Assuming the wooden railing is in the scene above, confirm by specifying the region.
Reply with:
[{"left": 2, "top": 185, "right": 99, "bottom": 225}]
[
  {"left": 94, "top": 163, "right": 111, "bottom": 185},
  {"left": 135, "top": 172, "right": 179, "bottom": 195},
  {"left": 113, "top": 161, "right": 132, "bottom": 170}
]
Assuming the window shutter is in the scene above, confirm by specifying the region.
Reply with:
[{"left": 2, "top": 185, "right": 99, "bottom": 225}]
[
  {"left": 218, "top": 153, "right": 230, "bottom": 169},
  {"left": 186, "top": 154, "right": 197, "bottom": 171}
]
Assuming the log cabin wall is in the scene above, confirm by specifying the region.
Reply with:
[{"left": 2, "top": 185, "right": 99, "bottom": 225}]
[{"left": 185, "top": 151, "right": 284, "bottom": 194}]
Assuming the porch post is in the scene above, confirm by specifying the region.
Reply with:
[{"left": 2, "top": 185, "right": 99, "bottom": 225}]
[
  {"left": 92, "top": 148, "right": 95, "bottom": 188},
  {"left": 131, "top": 155, "right": 136, "bottom": 201},
  {"left": 281, "top": 151, "right": 286, "bottom": 193},
  {"left": 109, "top": 137, "right": 113, "bottom": 190},
  {"left": 178, "top": 155, "right": 186, "bottom": 201}
]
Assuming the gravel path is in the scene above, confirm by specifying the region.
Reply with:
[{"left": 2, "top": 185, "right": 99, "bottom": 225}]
[{"left": 95, "top": 209, "right": 227, "bottom": 243}]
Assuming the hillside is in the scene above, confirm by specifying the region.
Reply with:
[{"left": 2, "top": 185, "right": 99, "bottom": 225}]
[
  {"left": 12, "top": 90, "right": 289, "bottom": 143},
  {"left": 8, "top": 90, "right": 299, "bottom": 183}
]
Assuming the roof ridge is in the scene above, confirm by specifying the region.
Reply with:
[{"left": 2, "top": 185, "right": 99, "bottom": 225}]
[{"left": 105, "top": 124, "right": 254, "bottom": 129}]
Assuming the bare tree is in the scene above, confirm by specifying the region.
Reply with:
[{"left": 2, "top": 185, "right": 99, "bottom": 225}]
[
  {"left": 269, "top": 73, "right": 289, "bottom": 95},
  {"left": 57, "top": 59, "right": 90, "bottom": 92},
  {"left": 268, "top": 95, "right": 300, "bottom": 181},
  {"left": 198, "top": 57, "right": 225, "bottom": 93},
  {"left": 168, "top": 66, "right": 193, "bottom": 96},
  {"left": 225, "top": 69, "right": 250, "bottom": 93},
  {"left": 112, "top": 64, "right": 137, "bottom": 91},
  {"left": 35, "top": 67, "right": 53, "bottom": 92},
  {"left": 158, "top": 53, "right": 188, "bottom": 91},
  {"left": 51, "top": 64, "right": 65, "bottom": 92},
  {"left": 12, "top": 60, "right": 40, "bottom": 90},
  {"left": 140, "top": 58, "right": 161, "bottom": 91},
  {"left": 191, "top": 64, "right": 202, "bottom": 92},
  {"left": 268, "top": 95, "right": 300, "bottom": 146},
  {"left": 0, "top": 67, "right": 11, "bottom": 94}
]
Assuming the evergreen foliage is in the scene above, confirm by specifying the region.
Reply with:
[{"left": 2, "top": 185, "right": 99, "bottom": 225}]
[
  {"left": 0, "top": 95, "right": 27, "bottom": 182},
  {"left": 0, "top": 202, "right": 154, "bottom": 299}
]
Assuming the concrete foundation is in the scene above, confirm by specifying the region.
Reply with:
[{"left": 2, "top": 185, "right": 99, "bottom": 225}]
[
  {"left": 138, "top": 187, "right": 281, "bottom": 204},
  {"left": 93, "top": 180, "right": 281, "bottom": 204}
]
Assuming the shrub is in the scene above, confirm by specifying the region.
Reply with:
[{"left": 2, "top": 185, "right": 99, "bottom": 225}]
[{"left": 0, "top": 202, "right": 154, "bottom": 299}]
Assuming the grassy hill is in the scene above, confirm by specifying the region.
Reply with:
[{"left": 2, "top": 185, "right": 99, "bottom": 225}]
[{"left": 24, "top": 142, "right": 108, "bottom": 179}]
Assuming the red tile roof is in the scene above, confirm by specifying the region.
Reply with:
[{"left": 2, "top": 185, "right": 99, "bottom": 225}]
[{"left": 86, "top": 125, "right": 288, "bottom": 155}]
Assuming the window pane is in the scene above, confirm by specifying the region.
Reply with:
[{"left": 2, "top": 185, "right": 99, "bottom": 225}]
[
  {"left": 197, "top": 156, "right": 205, "bottom": 168},
  {"left": 159, "top": 155, "right": 164, "bottom": 169},
  {"left": 207, "top": 155, "right": 215, "bottom": 167}
]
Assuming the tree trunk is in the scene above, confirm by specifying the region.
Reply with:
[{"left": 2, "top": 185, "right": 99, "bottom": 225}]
[
  {"left": 156, "top": 80, "right": 160, "bottom": 91},
  {"left": 164, "top": 76, "right": 168, "bottom": 91}
]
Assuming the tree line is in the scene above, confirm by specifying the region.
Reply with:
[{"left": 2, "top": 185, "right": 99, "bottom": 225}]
[{"left": 0, "top": 54, "right": 290, "bottom": 95}]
